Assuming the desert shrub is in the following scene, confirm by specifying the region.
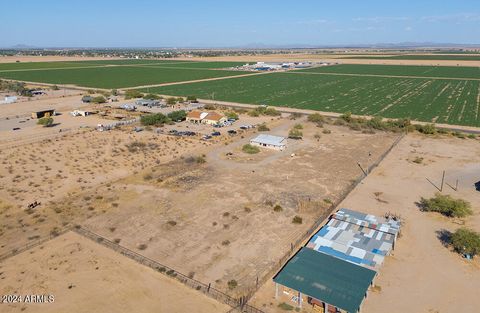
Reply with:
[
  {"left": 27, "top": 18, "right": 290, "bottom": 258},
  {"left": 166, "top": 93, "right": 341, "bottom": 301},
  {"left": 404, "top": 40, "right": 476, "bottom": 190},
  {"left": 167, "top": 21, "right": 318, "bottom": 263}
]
[
  {"left": 273, "top": 204, "right": 283, "bottom": 212},
  {"left": 249, "top": 106, "right": 280, "bottom": 117},
  {"left": 467, "top": 134, "right": 477, "bottom": 139},
  {"left": 124, "top": 90, "right": 143, "bottom": 99},
  {"left": 450, "top": 228, "right": 480, "bottom": 257},
  {"left": 143, "top": 173, "right": 153, "bottom": 180},
  {"left": 51, "top": 85, "right": 60, "bottom": 90},
  {"left": 222, "top": 240, "right": 230, "bottom": 246},
  {"left": 340, "top": 111, "right": 353, "bottom": 123},
  {"left": 37, "top": 117, "right": 54, "bottom": 127},
  {"left": 244, "top": 206, "right": 251, "bottom": 213},
  {"left": 292, "top": 216, "right": 303, "bottom": 224},
  {"left": 225, "top": 111, "right": 239, "bottom": 120},
  {"left": 167, "top": 110, "right": 186, "bottom": 122},
  {"left": 257, "top": 123, "right": 270, "bottom": 131},
  {"left": 186, "top": 95, "right": 197, "bottom": 101},
  {"left": 137, "top": 244, "right": 148, "bottom": 250},
  {"left": 419, "top": 193, "right": 472, "bottom": 218},
  {"left": 125, "top": 141, "right": 147, "bottom": 152},
  {"left": 322, "top": 129, "right": 331, "bottom": 134},
  {"left": 111, "top": 89, "right": 118, "bottom": 96},
  {"left": 167, "top": 220, "right": 177, "bottom": 226},
  {"left": 203, "top": 103, "right": 216, "bottom": 110},
  {"left": 140, "top": 113, "right": 170, "bottom": 126},
  {"left": 196, "top": 156, "right": 206, "bottom": 164},
  {"left": 227, "top": 279, "right": 238, "bottom": 289},
  {"left": 308, "top": 113, "right": 325, "bottom": 123},
  {"left": 242, "top": 144, "right": 260, "bottom": 154},
  {"left": 288, "top": 128, "right": 303, "bottom": 139},
  {"left": 91, "top": 96, "right": 106, "bottom": 104},
  {"left": 413, "top": 157, "right": 423, "bottom": 164},
  {"left": 314, "top": 133, "right": 321, "bottom": 140},
  {"left": 415, "top": 123, "right": 437, "bottom": 135},
  {"left": 293, "top": 123, "right": 303, "bottom": 129},
  {"left": 278, "top": 302, "right": 295, "bottom": 311}
]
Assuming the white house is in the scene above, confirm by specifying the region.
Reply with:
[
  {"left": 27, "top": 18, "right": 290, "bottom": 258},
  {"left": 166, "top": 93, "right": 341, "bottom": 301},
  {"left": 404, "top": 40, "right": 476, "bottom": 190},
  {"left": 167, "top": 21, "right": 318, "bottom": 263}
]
[{"left": 250, "top": 134, "right": 286, "bottom": 151}]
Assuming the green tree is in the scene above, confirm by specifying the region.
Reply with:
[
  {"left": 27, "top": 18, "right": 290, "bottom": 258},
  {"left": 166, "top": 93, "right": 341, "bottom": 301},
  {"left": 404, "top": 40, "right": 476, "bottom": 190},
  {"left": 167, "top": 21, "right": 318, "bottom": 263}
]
[
  {"left": 451, "top": 228, "right": 480, "bottom": 257},
  {"left": 167, "top": 110, "right": 187, "bottom": 122},
  {"left": 186, "top": 95, "right": 197, "bottom": 102},
  {"left": 140, "top": 113, "right": 170, "bottom": 126},
  {"left": 37, "top": 117, "right": 54, "bottom": 127},
  {"left": 166, "top": 97, "right": 177, "bottom": 105},
  {"left": 419, "top": 193, "right": 472, "bottom": 218}
]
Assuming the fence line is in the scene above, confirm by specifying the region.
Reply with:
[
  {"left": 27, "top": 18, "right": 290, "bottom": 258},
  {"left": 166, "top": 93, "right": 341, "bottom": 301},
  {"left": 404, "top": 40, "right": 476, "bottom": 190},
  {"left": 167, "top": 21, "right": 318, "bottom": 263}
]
[
  {"left": 244, "top": 133, "right": 406, "bottom": 300},
  {"left": 0, "top": 227, "right": 71, "bottom": 263},
  {"left": 72, "top": 226, "right": 264, "bottom": 313}
]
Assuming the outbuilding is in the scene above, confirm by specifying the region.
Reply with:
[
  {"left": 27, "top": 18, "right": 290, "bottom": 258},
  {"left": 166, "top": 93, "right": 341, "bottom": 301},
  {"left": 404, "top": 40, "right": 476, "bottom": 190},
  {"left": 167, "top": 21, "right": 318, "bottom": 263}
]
[
  {"left": 32, "top": 109, "right": 55, "bottom": 119},
  {"left": 250, "top": 134, "right": 286, "bottom": 151}
]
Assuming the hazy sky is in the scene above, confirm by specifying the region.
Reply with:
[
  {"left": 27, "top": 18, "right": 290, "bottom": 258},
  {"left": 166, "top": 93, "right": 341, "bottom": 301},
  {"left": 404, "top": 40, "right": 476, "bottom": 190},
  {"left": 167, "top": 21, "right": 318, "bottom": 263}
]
[{"left": 2, "top": 0, "right": 480, "bottom": 47}]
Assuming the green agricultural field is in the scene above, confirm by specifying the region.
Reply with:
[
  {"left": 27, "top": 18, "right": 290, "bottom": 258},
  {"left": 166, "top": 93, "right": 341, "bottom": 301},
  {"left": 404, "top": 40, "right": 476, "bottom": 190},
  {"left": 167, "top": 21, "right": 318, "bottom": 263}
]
[
  {"left": 0, "top": 66, "right": 252, "bottom": 89},
  {"left": 342, "top": 54, "right": 480, "bottom": 61},
  {"left": 146, "top": 71, "right": 480, "bottom": 127},
  {"left": 0, "top": 59, "right": 241, "bottom": 72},
  {"left": 296, "top": 64, "right": 480, "bottom": 79},
  {"left": 142, "top": 61, "right": 247, "bottom": 69}
]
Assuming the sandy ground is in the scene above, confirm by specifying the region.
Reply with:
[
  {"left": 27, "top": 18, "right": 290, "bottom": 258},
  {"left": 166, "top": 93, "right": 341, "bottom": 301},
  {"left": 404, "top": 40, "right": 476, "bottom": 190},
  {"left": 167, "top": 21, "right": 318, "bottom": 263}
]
[
  {"left": 0, "top": 231, "right": 229, "bottom": 313},
  {"left": 76, "top": 118, "right": 397, "bottom": 295},
  {"left": 250, "top": 133, "right": 480, "bottom": 313}
]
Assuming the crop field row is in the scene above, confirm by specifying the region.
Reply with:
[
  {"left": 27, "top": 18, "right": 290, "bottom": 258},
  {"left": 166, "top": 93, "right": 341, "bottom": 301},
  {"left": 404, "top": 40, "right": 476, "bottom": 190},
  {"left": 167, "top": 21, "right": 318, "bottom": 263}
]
[
  {"left": 296, "top": 64, "right": 480, "bottom": 80},
  {"left": 146, "top": 72, "right": 480, "bottom": 127},
  {"left": 0, "top": 60, "right": 245, "bottom": 72},
  {"left": 0, "top": 65, "right": 252, "bottom": 89},
  {"left": 342, "top": 54, "right": 480, "bottom": 61}
]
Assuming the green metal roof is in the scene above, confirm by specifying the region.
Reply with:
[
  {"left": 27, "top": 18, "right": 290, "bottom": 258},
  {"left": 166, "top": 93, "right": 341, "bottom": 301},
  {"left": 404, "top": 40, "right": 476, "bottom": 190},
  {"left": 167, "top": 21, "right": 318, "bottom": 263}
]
[{"left": 273, "top": 247, "right": 376, "bottom": 313}]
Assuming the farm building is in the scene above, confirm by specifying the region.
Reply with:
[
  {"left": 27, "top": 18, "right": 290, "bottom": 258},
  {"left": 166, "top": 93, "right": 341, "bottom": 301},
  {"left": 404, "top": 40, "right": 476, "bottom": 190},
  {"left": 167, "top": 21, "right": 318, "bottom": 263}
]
[
  {"left": 274, "top": 247, "right": 376, "bottom": 313},
  {"left": 274, "top": 209, "right": 401, "bottom": 312},
  {"left": 31, "top": 109, "right": 55, "bottom": 119},
  {"left": 186, "top": 111, "right": 227, "bottom": 125},
  {"left": 250, "top": 134, "right": 286, "bottom": 151}
]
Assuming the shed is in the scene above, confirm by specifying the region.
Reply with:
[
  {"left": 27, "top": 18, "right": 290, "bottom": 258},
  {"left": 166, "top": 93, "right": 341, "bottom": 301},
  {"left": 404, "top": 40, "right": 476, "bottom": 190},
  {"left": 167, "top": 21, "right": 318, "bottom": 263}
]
[
  {"left": 274, "top": 247, "right": 376, "bottom": 313},
  {"left": 250, "top": 134, "right": 286, "bottom": 151},
  {"left": 32, "top": 109, "right": 55, "bottom": 119}
]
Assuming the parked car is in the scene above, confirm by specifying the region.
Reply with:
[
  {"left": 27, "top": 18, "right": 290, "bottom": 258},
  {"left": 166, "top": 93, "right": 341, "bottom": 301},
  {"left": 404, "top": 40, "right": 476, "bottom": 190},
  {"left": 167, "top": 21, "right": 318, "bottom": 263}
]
[
  {"left": 12, "top": 127, "right": 21, "bottom": 131},
  {"left": 211, "top": 131, "right": 221, "bottom": 136}
]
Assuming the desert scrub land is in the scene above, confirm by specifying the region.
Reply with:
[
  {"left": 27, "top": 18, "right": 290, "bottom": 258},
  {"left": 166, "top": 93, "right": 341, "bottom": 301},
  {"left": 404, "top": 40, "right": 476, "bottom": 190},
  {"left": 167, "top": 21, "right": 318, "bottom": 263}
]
[
  {"left": 78, "top": 120, "right": 398, "bottom": 296},
  {"left": 0, "top": 128, "right": 210, "bottom": 255}
]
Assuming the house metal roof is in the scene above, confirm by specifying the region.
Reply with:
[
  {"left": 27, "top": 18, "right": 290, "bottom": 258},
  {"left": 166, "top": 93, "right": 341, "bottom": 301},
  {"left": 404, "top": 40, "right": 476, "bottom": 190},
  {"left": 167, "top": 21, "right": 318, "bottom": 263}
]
[
  {"left": 306, "top": 218, "right": 395, "bottom": 270},
  {"left": 274, "top": 247, "right": 376, "bottom": 313},
  {"left": 250, "top": 134, "right": 286, "bottom": 146},
  {"left": 334, "top": 208, "right": 400, "bottom": 236}
]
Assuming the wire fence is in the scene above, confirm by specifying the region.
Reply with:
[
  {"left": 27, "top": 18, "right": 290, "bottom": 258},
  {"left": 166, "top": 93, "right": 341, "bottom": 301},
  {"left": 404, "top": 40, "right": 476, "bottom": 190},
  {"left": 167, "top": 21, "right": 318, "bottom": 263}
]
[
  {"left": 72, "top": 225, "right": 264, "bottom": 313},
  {"left": 0, "top": 227, "right": 71, "bottom": 263}
]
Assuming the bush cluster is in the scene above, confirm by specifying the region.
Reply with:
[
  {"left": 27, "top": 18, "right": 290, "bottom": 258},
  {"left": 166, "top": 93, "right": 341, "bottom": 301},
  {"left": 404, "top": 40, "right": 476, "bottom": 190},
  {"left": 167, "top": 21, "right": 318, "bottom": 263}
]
[
  {"left": 242, "top": 144, "right": 260, "bottom": 154},
  {"left": 419, "top": 193, "right": 472, "bottom": 218},
  {"left": 451, "top": 228, "right": 480, "bottom": 257}
]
